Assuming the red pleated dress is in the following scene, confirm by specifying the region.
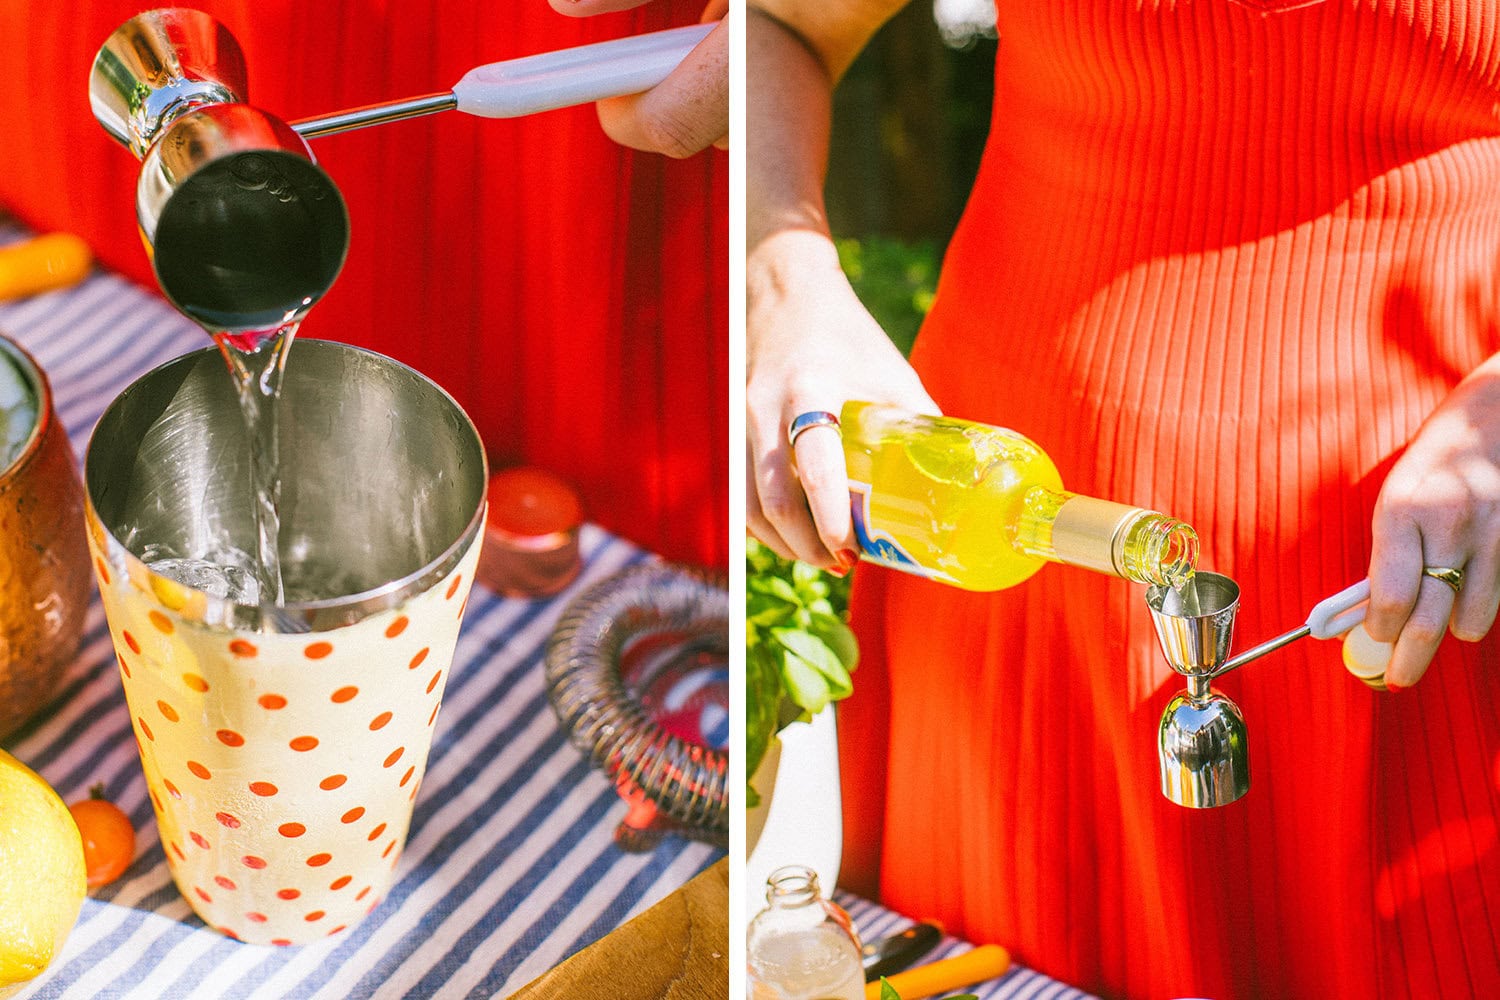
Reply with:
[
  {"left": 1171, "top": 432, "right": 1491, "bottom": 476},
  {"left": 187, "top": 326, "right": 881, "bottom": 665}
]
[{"left": 839, "top": 3, "right": 1500, "bottom": 998}]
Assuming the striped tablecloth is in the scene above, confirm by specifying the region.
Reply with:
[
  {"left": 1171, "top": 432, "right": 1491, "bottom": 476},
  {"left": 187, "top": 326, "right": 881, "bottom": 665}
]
[
  {"left": 1, "top": 236, "right": 723, "bottom": 998},
  {"left": 836, "top": 894, "right": 1101, "bottom": 1000}
]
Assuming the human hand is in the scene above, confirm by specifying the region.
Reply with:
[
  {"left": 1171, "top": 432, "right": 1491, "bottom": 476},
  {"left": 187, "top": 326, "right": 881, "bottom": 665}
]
[
  {"left": 548, "top": 0, "right": 728, "bottom": 157},
  {"left": 1363, "top": 363, "right": 1500, "bottom": 687},
  {"left": 747, "top": 231, "right": 939, "bottom": 571}
]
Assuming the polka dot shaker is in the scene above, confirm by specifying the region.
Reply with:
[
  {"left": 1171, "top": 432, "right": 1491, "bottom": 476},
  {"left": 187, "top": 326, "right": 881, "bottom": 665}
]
[{"left": 87, "top": 505, "right": 483, "bottom": 945}]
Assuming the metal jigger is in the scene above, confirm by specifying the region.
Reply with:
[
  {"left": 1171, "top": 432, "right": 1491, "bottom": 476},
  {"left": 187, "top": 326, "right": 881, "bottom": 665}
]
[
  {"left": 89, "top": 9, "right": 349, "bottom": 332},
  {"left": 1146, "top": 572, "right": 1251, "bottom": 808}
]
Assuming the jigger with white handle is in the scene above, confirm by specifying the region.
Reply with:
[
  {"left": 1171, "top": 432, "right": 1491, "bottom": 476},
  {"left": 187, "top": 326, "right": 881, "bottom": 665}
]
[
  {"left": 1146, "top": 574, "right": 1389, "bottom": 808},
  {"left": 90, "top": 8, "right": 713, "bottom": 332}
]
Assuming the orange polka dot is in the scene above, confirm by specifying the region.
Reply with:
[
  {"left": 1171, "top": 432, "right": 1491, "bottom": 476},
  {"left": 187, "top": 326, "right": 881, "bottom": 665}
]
[
  {"left": 355, "top": 886, "right": 371, "bottom": 901},
  {"left": 329, "top": 875, "right": 352, "bottom": 891},
  {"left": 426, "top": 671, "right": 442, "bottom": 694},
  {"left": 243, "top": 856, "right": 267, "bottom": 869},
  {"left": 220, "top": 928, "right": 240, "bottom": 941},
  {"left": 164, "top": 779, "right": 182, "bottom": 799},
  {"left": 229, "top": 639, "right": 257, "bottom": 658},
  {"left": 259, "top": 693, "right": 287, "bottom": 710},
  {"left": 428, "top": 704, "right": 440, "bottom": 727},
  {"left": 214, "top": 875, "right": 236, "bottom": 891},
  {"left": 249, "top": 781, "right": 278, "bottom": 797},
  {"left": 383, "top": 747, "right": 404, "bottom": 769},
  {"left": 187, "top": 761, "right": 211, "bottom": 780},
  {"left": 446, "top": 574, "right": 462, "bottom": 600},
  {"left": 149, "top": 610, "right": 174, "bottom": 634},
  {"left": 195, "top": 887, "right": 212, "bottom": 903},
  {"left": 331, "top": 686, "right": 358, "bottom": 703},
  {"left": 382, "top": 840, "right": 396, "bottom": 859},
  {"left": 409, "top": 647, "right": 429, "bottom": 670},
  {"left": 279, "top": 823, "right": 306, "bottom": 838},
  {"left": 305, "top": 641, "right": 334, "bottom": 659},
  {"left": 367, "top": 822, "right": 387, "bottom": 842},
  {"left": 278, "top": 888, "right": 301, "bottom": 900},
  {"left": 96, "top": 557, "right": 111, "bottom": 585},
  {"left": 306, "top": 853, "right": 332, "bottom": 867},
  {"left": 183, "top": 673, "right": 209, "bottom": 692},
  {"left": 246, "top": 912, "right": 268, "bottom": 923},
  {"left": 191, "top": 831, "right": 210, "bottom": 850},
  {"left": 369, "top": 712, "right": 392, "bottom": 731},
  {"left": 458, "top": 594, "right": 469, "bottom": 620},
  {"left": 289, "top": 736, "right": 319, "bottom": 752},
  {"left": 158, "top": 700, "right": 179, "bottom": 723},
  {"left": 123, "top": 630, "right": 141, "bottom": 654},
  {"left": 341, "top": 807, "right": 365, "bottom": 824},
  {"left": 171, "top": 841, "right": 186, "bottom": 861},
  {"left": 320, "top": 774, "right": 347, "bottom": 790},
  {"left": 151, "top": 791, "right": 164, "bottom": 812},
  {"left": 216, "top": 812, "right": 240, "bottom": 829},
  {"left": 271, "top": 938, "right": 293, "bottom": 947},
  {"left": 385, "top": 616, "right": 409, "bottom": 639},
  {"left": 138, "top": 718, "right": 155, "bottom": 742},
  {"left": 216, "top": 729, "right": 244, "bottom": 747},
  {"left": 409, "top": 786, "right": 419, "bottom": 801},
  {"left": 329, "top": 925, "right": 347, "bottom": 936},
  {"left": 118, "top": 655, "right": 131, "bottom": 679},
  {"left": 305, "top": 910, "right": 326, "bottom": 922},
  {"left": 399, "top": 766, "right": 415, "bottom": 788}
]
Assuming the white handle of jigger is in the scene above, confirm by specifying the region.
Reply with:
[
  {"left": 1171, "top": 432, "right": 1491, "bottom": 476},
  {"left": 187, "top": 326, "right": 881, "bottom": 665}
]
[
  {"left": 452, "top": 22, "right": 715, "bottom": 119},
  {"left": 1307, "top": 578, "right": 1395, "bottom": 682},
  {"left": 1306, "top": 578, "right": 1371, "bottom": 639}
]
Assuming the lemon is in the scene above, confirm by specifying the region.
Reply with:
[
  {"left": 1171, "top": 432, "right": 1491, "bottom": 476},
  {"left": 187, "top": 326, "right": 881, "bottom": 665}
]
[{"left": 0, "top": 749, "right": 86, "bottom": 998}]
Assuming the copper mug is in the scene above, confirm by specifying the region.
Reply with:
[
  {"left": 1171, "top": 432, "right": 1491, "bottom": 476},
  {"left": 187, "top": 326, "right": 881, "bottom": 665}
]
[{"left": 0, "top": 334, "right": 90, "bottom": 740}]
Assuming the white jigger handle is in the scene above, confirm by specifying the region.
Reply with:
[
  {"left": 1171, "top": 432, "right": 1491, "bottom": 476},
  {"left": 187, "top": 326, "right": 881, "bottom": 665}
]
[
  {"left": 453, "top": 22, "right": 715, "bottom": 118},
  {"left": 1306, "top": 578, "right": 1371, "bottom": 639}
]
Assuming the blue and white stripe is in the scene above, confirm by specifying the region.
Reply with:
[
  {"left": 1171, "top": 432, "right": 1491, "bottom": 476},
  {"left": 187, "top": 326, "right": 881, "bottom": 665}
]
[{"left": 2, "top": 228, "right": 722, "bottom": 999}]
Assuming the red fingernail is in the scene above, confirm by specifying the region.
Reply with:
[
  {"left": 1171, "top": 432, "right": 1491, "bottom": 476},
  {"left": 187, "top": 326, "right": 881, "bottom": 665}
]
[
  {"left": 837, "top": 548, "right": 859, "bottom": 571},
  {"left": 826, "top": 564, "right": 848, "bottom": 579},
  {"left": 1385, "top": 681, "right": 1403, "bottom": 693}
]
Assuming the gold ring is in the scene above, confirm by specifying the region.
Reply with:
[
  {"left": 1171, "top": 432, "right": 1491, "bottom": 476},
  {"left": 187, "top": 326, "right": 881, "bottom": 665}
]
[{"left": 1423, "top": 566, "right": 1465, "bottom": 594}]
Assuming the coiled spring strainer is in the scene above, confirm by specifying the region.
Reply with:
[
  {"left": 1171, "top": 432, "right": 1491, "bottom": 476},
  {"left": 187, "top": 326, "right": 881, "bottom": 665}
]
[{"left": 545, "top": 563, "right": 728, "bottom": 850}]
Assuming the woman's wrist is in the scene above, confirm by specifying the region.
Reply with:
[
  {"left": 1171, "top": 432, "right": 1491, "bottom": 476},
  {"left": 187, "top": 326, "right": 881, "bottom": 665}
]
[{"left": 748, "top": 230, "right": 847, "bottom": 311}]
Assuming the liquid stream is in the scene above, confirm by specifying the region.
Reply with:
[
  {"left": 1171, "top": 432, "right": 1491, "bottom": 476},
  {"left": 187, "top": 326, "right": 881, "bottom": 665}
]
[{"left": 214, "top": 324, "right": 296, "bottom": 608}]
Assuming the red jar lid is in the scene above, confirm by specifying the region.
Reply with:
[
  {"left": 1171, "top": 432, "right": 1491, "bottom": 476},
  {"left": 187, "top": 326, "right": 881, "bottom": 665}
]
[{"left": 485, "top": 467, "right": 583, "bottom": 538}]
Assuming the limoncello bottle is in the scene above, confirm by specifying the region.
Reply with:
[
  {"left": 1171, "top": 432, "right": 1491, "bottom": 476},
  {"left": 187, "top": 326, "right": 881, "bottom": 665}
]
[{"left": 842, "top": 402, "right": 1199, "bottom": 591}]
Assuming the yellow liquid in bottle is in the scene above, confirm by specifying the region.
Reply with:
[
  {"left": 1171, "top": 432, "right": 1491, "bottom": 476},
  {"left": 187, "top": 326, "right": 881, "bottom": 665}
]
[
  {"left": 842, "top": 402, "right": 1199, "bottom": 591},
  {"left": 842, "top": 402, "right": 1065, "bottom": 591}
]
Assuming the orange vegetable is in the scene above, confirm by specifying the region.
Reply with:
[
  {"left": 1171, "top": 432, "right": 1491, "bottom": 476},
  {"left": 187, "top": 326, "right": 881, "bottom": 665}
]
[{"left": 68, "top": 784, "right": 134, "bottom": 888}]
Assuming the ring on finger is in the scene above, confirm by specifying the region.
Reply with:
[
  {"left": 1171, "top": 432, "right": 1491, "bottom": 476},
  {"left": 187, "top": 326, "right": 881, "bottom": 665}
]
[
  {"left": 1422, "top": 565, "right": 1465, "bottom": 595},
  {"left": 788, "top": 410, "right": 841, "bottom": 448}
]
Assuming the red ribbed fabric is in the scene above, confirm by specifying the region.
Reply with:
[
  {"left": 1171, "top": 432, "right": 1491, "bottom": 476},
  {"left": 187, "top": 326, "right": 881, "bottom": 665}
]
[
  {"left": 0, "top": 0, "right": 726, "bottom": 569},
  {"left": 840, "top": 3, "right": 1500, "bottom": 997}
]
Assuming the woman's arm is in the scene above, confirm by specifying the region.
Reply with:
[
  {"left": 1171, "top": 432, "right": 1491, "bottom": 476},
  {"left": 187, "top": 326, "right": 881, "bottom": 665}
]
[{"left": 747, "top": 1, "right": 937, "bottom": 569}]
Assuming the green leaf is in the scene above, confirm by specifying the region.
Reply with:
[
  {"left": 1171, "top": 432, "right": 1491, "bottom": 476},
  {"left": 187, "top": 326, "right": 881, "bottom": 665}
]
[
  {"left": 807, "top": 614, "right": 860, "bottom": 671},
  {"left": 880, "top": 978, "right": 901, "bottom": 1000},
  {"left": 745, "top": 643, "right": 784, "bottom": 797},
  {"left": 748, "top": 574, "right": 800, "bottom": 604},
  {"left": 776, "top": 628, "right": 853, "bottom": 699},
  {"left": 779, "top": 644, "right": 833, "bottom": 717},
  {"left": 746, "top": 592, "right": 793, "bottom": 628}
]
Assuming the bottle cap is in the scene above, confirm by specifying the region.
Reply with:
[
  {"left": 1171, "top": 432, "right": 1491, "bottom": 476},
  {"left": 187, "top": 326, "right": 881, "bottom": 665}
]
[{"left": 478, "top": 467, "right": 584, "bottom": 598}]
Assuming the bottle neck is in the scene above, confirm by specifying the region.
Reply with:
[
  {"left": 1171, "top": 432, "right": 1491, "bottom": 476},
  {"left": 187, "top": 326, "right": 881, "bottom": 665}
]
[
  {"left": 764, "top": 865, "right": 822, "bottom": 909},
  {"left": 1016, "top": 489, "right": 1198, "bottom": 587}
]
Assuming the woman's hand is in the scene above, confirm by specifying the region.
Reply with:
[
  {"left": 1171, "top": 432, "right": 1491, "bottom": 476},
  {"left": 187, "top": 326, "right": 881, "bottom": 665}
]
[
  {"left": 1364, "top": 360, "right": 1500, "bottom": 687},
  {"left": 549, "top": 0, "right": 728, "bottom": 157},
  {"left": 747, "top": 230, "right": 937, "bottom": 571}
]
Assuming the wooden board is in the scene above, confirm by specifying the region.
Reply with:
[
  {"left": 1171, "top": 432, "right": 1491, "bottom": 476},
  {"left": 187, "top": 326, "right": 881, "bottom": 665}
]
[{"left": 506, "top": 858, "right": 729, "bottom": 999}]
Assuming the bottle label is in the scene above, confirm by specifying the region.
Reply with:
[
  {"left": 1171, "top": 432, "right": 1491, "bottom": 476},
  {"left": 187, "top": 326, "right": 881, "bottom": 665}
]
[{"left": 848, "top": 481, "right": 954, "bottom": 583}]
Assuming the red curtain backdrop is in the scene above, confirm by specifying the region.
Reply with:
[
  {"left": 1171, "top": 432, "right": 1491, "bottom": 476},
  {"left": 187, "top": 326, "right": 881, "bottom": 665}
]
[{"left": 1, "top": 0, "right": 727, "bottom": 570}]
